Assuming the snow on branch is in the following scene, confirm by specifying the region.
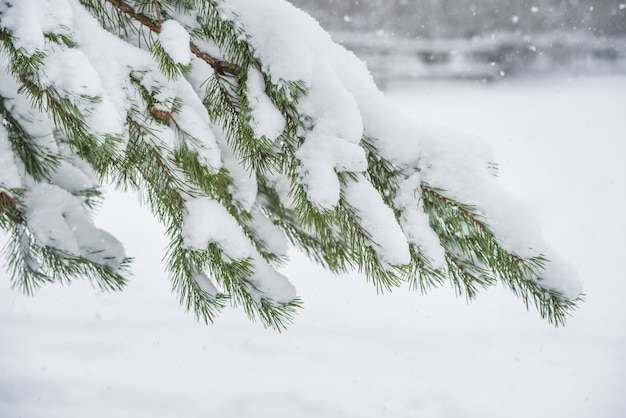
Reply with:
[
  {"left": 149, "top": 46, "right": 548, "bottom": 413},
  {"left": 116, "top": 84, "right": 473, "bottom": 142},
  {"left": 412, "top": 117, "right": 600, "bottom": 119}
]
[{"left": 0, "top": 0, "right": 582, "bottom": 328}]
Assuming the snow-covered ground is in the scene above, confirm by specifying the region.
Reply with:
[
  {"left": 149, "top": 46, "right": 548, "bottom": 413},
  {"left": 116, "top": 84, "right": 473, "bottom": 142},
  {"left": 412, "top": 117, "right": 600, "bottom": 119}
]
[{"left": 1, "top": 74, "right": 625, "bottom": 418}]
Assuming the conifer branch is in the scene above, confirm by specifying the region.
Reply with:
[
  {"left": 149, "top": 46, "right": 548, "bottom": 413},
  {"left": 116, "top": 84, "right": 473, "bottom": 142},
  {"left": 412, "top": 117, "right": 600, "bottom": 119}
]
[
  {"left": 105, "top": 0, "right": 240, "bottom": 75},
  {"left": 14, "top": 76, "right": 116, "bottom": 174},
  {"left": 0, "top": 0, "right": 582, "bottom": 328}
]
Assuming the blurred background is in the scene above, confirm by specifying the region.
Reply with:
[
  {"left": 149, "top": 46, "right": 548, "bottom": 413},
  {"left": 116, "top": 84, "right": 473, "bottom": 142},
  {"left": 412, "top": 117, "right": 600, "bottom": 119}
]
[{"left": 289, "top": 0, "right": 626, "bottom": 85}]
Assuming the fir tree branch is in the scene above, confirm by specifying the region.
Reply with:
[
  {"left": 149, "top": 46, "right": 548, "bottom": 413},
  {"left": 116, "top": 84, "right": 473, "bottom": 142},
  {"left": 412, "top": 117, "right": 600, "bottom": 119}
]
[{"left": 105, "top": 0, "right": 240, "bottom": 75}]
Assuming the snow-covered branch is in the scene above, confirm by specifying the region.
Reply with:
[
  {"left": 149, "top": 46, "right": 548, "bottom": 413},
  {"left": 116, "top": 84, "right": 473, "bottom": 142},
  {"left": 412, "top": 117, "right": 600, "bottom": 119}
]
[{"left": 0, "top": 0, "right": 582, "bottom": 328}]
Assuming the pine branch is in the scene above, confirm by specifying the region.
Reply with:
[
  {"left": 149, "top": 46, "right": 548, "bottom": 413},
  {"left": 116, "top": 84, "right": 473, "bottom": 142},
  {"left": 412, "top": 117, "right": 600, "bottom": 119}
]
[
  {"left": 420, "top": 184, "right": 578, "bottom": 325},
  {"left": 10, "top": 70, "right": 118, "bottom": 176},
  {"left": 122, "top": 114, "right": 187, "bottom": 218},
  {"left": 1, "top": 0, "right": 582, "bottom": 328},
  {"left": 105, "top": 0, "right": 240, "bottom": 75}
]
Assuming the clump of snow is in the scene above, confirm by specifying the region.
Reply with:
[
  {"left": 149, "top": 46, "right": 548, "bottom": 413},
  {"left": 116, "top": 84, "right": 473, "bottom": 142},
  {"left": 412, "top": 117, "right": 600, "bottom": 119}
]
[
  {"left": 39, "top": 49, "right": 99, "bottom": 98},
  {"left": 395, "top": 172, "right": 447, "bottom": 268},
  {"left": 416, "top": 124, "right": 547, "bottom": 260},
  {"left": 0, "top": 70, "right": 60, "bottom": 157},
  {"left": 0, "top": 0, "right": 73, "bottom": 53},
  {"left": 140, "top": 70, "right": 179, "bottom": 113},
  {"left": 294, "top": 70, "right": 367, "bottom": 208},
  {"left": 24, "top": 183, "right": 126, "bottom": 267},
  {"left": 246, "top": 256, "right": 296, "bottom": 303},
  {"left": 247, "top": 207, "right": 289, "bottom": 257},
  {"left": 263, "top": 170, "right": 295, "bottom": 209},
  {"left": 48, "top": 161, "right": 94, "bottom": 193},
  {"left": 205, "top": 125, "right": 258, "bottom": 210},
  {"left": 68, "top": 2, "right": 152, "bottom": 134},
  {"left": 181, "top": 197, "right": 296, "bottom": 302},
  {"left": 246, "top": 68, "right": 285, "bottom": 141},
  {"left": 295, "top": 130, "right": 366, "bottom": 208},
  {"left": 218, "top": 0, "right": 325, "bottom": 84},
  {"left": 158, "top": 20, "right": 192, "bottom": 66},
  {"left": 0, "top": 0, "right": 45, "bottom": 53},
  {"left": 538, "top": 250, "right": 583, "bottom": 300},
  {"left": 181, "top": 198, "right": 251, "bottom": 259},
  {"left": 39, "top": 48, "right": 124, "bottom": 137},
  {"left": 342, "top": 175, "right": 411, "bottom": 266},
  {"left": 174, "top": 103, "right": 223, "bottom": 170}
]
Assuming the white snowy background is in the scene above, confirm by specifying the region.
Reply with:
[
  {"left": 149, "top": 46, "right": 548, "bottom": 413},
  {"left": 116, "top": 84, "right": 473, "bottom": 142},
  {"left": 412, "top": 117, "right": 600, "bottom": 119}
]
[{"left": 1, "top": 74, "right": 625, "bottom": 418}]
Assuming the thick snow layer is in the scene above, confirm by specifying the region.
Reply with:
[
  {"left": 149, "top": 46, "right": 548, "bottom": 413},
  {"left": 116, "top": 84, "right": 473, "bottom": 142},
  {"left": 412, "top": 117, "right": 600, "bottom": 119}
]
[
  {"left": 1, "top": 75, "right": 625, "bottom": 418},
  {"left": 219, "top": 0, "right": 370, "bottom": 208},
  {"left": 222, "top": 0, "right": 582, "bottom": 293},
  {"left": 39, "top": 47, "right": 123, "bottom": 137},
  {"left": 182, "top": 197, "right": 252, "bottom": 259},
  {"left": 23, "top": 183, "right": 126, "bottom": 267},
  {"left": 0, "top": 0, "right": 73, "bottom": 53},
  {"left": 48, "top": 161, "right": 94, "bottom": 193},
  {"left": 246, "top": 68, "right": 286, "bottom": 141},
  {"left": 342, "top": 175, "right": 411, "bottom": 266},
  {"left": 218, "top": 0, "right": 329, "bottom": 84},
  {"left": 158, "top": 20, "right": 192, "bottom": 66}
]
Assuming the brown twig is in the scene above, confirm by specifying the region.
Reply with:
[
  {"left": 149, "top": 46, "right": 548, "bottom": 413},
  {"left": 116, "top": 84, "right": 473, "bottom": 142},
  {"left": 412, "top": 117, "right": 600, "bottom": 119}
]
[
  {"left": 105, "top": 0, "right": 240, "bottom": 75},
  {"left": 153, "top": 0, "right": 162, "bottom": 27},
  {"left": 0, "top": 191, "right": 17, "bottom": 208},
  {"left": 106, "top": 0, "right": 161, "bottom": 32},
  {"left": 189, "top": 43, "right": 240, "bottom": 76},
  {"left": 0, "top": 191, "right": 25, "bottom": 223}
]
